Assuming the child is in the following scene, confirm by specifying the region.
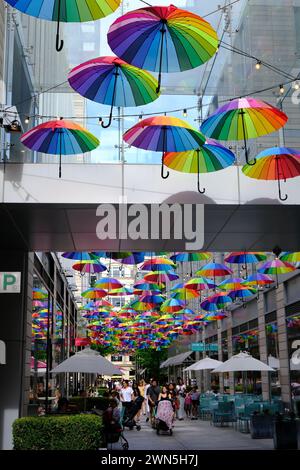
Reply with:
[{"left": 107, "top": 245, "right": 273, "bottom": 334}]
[
  {"left": 184, "top": 388, "right": 192, "bottom": 418},
  {"left": 191, "top": 386, "right": 200, "bottom": 420}
]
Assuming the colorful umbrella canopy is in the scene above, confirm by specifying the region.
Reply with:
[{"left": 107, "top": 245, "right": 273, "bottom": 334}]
[
  {"left": 170, "top": 252, "right": 212, "bottom": 263},
  {"left": 144, "top": 271, "right": 179, "bottom": 283},
  {"left": 242, "top": 273, "right": 274, "bottom": 287},
  {"left": 229, "top": 287, "right": 257, "bottom": 301},
  {"left": 257, "top": 259, "right": 296, "bottom": 285},
  {"left": 62, "top": 252, "right": 100, "bottom": 261},
  {"left": 201, "top": 292, "right": 233, "bottom": 312},
  {"left": 5, "top": 1, "right": 122, "bottom": 51},
  {"left": 108, "top": 4, "right": 218, "bottom": 92},
  {"left": 95, "top": 277, "right": 123, "bottom": 290},
  {"left": 196, "top": 262, "right": 233, "bottom": 278},
  {"left": 218, "top": 277, "right": 245, "bottom": 291},
  {"left": 68, "top": 56, "right": 159, "bottom": 128},
  {"left": 171, "top": 288, "right": 200, "bottom": 301},
  {"left": 164, "top": 139, "right": 235, "bottom": 193},
  {"left": 200, "top": 98, "right": 288, "bottom": 165},
  {"left": 224, "top": 252, "right": 267, "bottom": 264},
  {"left": 21, "top": 120, "right": 99, "bottom": 178},
  {"left": 72, "top": 260, "right": 107, "bottom": 274},
  {"left": 160, "top": 298, "right": 186, "bottom": 313},
  {"left": 107, "top": 287, "right": 133, "bottom": 296},
  {"left": 81, "top": 288, "right": 108, "bottom": 299},
  {"left": 111, "top": 252, "right": 145, "bottom": 265},
  {"left": 280, "top": 252, "right": 300, "bottom": 263},
  {"left": 123, "top": 116, "right": 206, "bottom": 179},
  {"left": 133, "top": 281, "right": 163, "bottom": 292},
  {"left": 32, "top": 288, "right": 48, "bottom": 300},
  {"left": 140, "top": 257, "right": 176, "bottom": 271},
  {"left": 242, "top": 147, "right": 300, "bottom": 201},
  {"left": 184, "top": 276, "right": 216, "bottom": 291}
]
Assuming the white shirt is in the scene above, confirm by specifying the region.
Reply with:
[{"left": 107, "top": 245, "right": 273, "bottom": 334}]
[{"left": 121, "top": 386, "right": 133, "bottom": 402}]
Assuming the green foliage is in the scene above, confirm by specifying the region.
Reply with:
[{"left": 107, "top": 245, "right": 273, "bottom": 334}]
[
  {"left": 135, "top": 349, "right": 168, "bottom": 381},
  {"left": 69, "top": 396, "right": 110, "bottom": 411},
  {"left": 13, "top": 415, "right": 103, "bottom": 450}
]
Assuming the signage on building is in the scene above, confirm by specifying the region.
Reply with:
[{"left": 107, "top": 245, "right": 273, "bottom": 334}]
[
  {"left": 191, "top": 342, "right": 218, "bottom": 352},
  {"left": 0, "top": 272, "right": 21, "bottom": 293},
  {"left": 0, "top": 340, "right": 6, "bottom": 365},
  {"left": 75, "top": 337, "right": 90, "bottom": 347}
]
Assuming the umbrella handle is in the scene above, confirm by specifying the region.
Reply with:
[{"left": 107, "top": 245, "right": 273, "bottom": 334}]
[
  {"left": 56, "top": 0, "right": 64, "bottom": 52},
  {"left": 240, "top": 109, "right": 256, "bottom": 165},
  {"left": 156, "top": 23, "right": 167, "bottom": 94},
  {"left": 161, "top": 154, "right": 169, "bottom": 179},
  {"left": 101, "top": 69, "right": 119, "bottom": 129},
  {"left": 276, "top": 158, "right": 288, "bottom": 201},
  {"left": 197, "top": 150, "right": 205, "bottom": 193}
]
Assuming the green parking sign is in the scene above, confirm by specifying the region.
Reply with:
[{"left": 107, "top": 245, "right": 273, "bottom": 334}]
[{"left": 0, "top": 272, "right": 21, "bottom": 293}]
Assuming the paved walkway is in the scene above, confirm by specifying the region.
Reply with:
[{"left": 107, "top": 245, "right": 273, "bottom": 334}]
[{"left": 113, "top": 417, "right": 274, "bottom": 451}]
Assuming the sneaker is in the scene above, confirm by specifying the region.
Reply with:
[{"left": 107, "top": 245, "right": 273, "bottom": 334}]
[{"left": 146, "top": 417, "right": 149, "bottom": 422}]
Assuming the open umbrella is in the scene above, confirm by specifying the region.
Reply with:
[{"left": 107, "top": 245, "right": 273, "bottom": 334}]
[
  {"left": 81, "top": 288, "right": 108, "bottom": 299},
  {"left": 242, "top": 147, "right": 300, "bottom": 201},
  {"left": 280, "top": 252, "right": 300, "bottom": 263},
  {"left": 68, "top": 56, "right": 159, "bottom": 128},
  {"left": 140, "top": 256, "right": 176, "bottom": 271},
  {"left": 62, "top": 252, "right": 100, "bottom": 261},
  {"left": 111, "top": 252, "right": 145, "bottom": 265},
  {"left": 123, "top": 116, "right": 206, "bottom": 179},
  {"left": 184, "top": 276, "right": 216, "bottom": 291},
  {"left": 108, "top": 4, "right": 218, "bottom": 93},
  {"left": 72, "top": 260, "right": 107, "bottom": 274},
  {"left": 164, "top": 139, "right": 235, "bottom": 193},
  {"left": 201, "top": 292, "right": 232, "bottom": 312},
  {"left": 21, "top": 120, "right": 99, "bottom": 178},
  {"left": 242, "top": 273, "right": 274, "bottom": 288},
  {"left": 184, "top": 357, "right": 223, "bottom": 371},
  {"left": 5, "top": 0, "right": 122, "bottom": 51},
  {"left": 200, "top": 98, "right": 288, "bottom": 165},
  {"left": 144, "top": 271, "right": 179, "bottom": 283},
  {"left": 257, "top": 259, "right": 295, "bottom": 286},
  {"left": 212, "top": 352, "right": 274, "bottom": 372},
  {"left": 95, "top": 277, "right": 123, "bottom": 290},
  {"left": 51, "top": 347, "right": 122, "bottom": 374}
]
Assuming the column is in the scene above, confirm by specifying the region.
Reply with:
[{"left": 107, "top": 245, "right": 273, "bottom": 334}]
[
  {"left": 257, "top": 295, "right": 270, "bottom": 400},
  {"left": 0, "top": 251, "right": 33, "bottom": 450},
  {"left": 227, "top": 312, "right": 235, "bottom": 395},
  {"left": 276, "top": 284, "right": 291, "bottom": 407},
  {"left": 217, "top": 323, "right": 224, "bottom": 393}
]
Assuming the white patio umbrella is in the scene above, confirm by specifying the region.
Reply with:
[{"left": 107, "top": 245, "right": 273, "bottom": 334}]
[
  {"left": 50, "top": 347, "right": 123, "bottom": 375},
  {"left": 184, "top": 357, "right": 223, "bottom": 371},
  {"left": 212, "top": 352, "right": 274, "bottom": 373}
]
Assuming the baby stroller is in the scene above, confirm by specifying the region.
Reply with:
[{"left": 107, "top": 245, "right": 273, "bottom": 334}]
[
  {"left": 155, "top": 400, "right": 174, "bottom": 436},
  {"left": 100, "top": 407, "right": 129, "bottom": 450},
  {"left": 122, "top": 396, "right": 144, "bottom": 431}
]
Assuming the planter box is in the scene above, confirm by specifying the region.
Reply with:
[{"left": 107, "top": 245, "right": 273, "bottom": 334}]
[
  {"left": 250, "top": 414, "right": 273, "bottom": 439},
  {"left": 273, "top": 420, "right": 298, "bottom": 449}
]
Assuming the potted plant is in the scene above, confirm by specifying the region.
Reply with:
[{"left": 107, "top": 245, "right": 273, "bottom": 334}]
[
  {"left": 250, "top": 410, "right": 273, "bottom": 439},
  {"left": 273, "top": 412, "right": 298, "bottom": 449}
]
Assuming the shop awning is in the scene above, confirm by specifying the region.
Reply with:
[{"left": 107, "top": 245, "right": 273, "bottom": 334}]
[{"left": 160, "top": 351, "right": 192, "bottom": 368}]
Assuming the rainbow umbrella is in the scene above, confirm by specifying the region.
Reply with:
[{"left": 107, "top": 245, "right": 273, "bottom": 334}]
[
  {"left": 108, "top": 4, "right": 218, "bottom": 93},
  {"left": 95, "top": 277, "right": 123, "bottom": 290},
  {"left": 160, "top": 298, "right": 186, "bottom": 313},
  {"left": 82, "top": 299, "right": 113, "bottom": 309},
  {"left": 32, "top": 288, "right": 48, "bottom": 300},
  {"left": 224, "top": 251, "right": 267, "bottom": 278},
  {"left": 68, "top": 56, "right": 159, "bottom": 128},
  {"left": 184, "top": 276, "right": 216, "bottom": 291},
  {"left": 280, "top": 252, "right": 300, "bottom": 263},
  {"left": 258, "top": 259, "right": 296, "bottom": 286},
  {"left": 171, "top": 288, "right": 200, "bottom": 301},
  {"left": 111, "top": 252, "right": 145, "bottom": 265},
  {"left": 72, "top": 260, "right": 107, "bottom": 274},
  {"left": 201, "top": 292, "right": 233, "bottom": 312},
  {"left": 123, "top": 116, "right": 206, "bottom": 179},
  {"left": 107, "top": 287, "right": 133, "bottom": 296},
  {"left": 218, "top": 277, "right": 245, "bottom": 291},
  {"left": 140, "top": 257, "right": 176, "bottom": 271},
  {"left": 164, "top": 139, "right": 235, "bottom": 193},
  {"left": 81, "top": 288, "right": 108, "bottom": 299},
  {"left": 196, "top": 262, "right": 233, "bottom": 279},
  {"left": 133, "top": 281, "right": 163, "bottom": 292},
  {"left": 229, "top": 287, "right": 257, "bottom": 301},
  {"left": 200, "top": 98, "right": 288, "bottom": 165},
  {"left": 242, "top": 273, "right": 274, "bottom": 288},
  {"left": 144, "top": 271, "right": 179, "bottom": 283},
  {"left": 21, "top": 120, "right": 99, "bottom": 178},
  {"left": 170, "top": 252, "right": 212, "bottom": 263},
  {"left": 62, "top": 252, "right": 100, "bottom": 261},
  {"left": 242, "top": 147, "right": 300, "bottom": 201},
  {"left": 5, "top": 1, "right": 122, "bottom": 51}
]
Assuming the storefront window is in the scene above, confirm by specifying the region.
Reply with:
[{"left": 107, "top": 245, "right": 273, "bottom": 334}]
[
  {"left": 265, "top": 321, "right": 280, "bottom": 397},
  {"left": 286, "top": 313, "right": 300, "bottom": 414}
]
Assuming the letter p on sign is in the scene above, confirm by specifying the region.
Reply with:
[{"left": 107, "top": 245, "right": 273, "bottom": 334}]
[{"left": 0, "top": 272, "right": 21, "bottom": 293}]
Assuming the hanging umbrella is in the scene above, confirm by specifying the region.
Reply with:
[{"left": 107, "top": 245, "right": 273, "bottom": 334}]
[
  {"left": 108, "top": 4, "right": 218, "bottom": 93},
  {"left": 224, "top": 252, "right": 267, "bottom": 264},
  {"left": 72, "top": 260, "right": 107, "bottom": 274},
  {"left": 144, "top": 271, "right": 179, "bottom": 283},
  {"left": 107, "top": 287, "right": 133, "bottom": 296},
  {"left": 257, "top": 258, "right": 295, "bottom": 285},
  {"left": 32, "top": 288, "right": 48, "bottom": 300},
  {"left": 212, "top": 352, "right": 274, "bottom": 372},
  {"left": 61, "top": 252, "right": 100, "bottom": 261},
  {"left": 201, "top": 292, "right": 233, "bottom": 312},
  {"left": 184, "top": 357, "right": 223, "bottom": 371},
  {"left": 229, "top": 287, "right": 257, "bottom": 301},
  {"left": 196, "top": 262, "right": 233, "bottom": 285},
  {"left": 164, "top": 139, "right": 235, "bottom": 193},
  {"left": 171, "top": 288, "right": 200, "bottom": 301},
  {"left": 200, "top": 98, "right": 288, "bottom": 165},
  {"left": 5, "top": 0, "right": 122, "bottom": 52},
  {"left": 133, "top": 281, "right": 163, "bottom": 292},
  {"left": 140, "top": 257, "right": 176, "bottom": 271},
  {"left": 184, "top": 276, "right": 216, "bottom": 291},
  {"left": 160, "top": 298, "right": 186, "bottom": 313},
  {"left": 242, "top": 147, "right": 300, "bottom": 201},
  {"left": 81, "top": 288, "right": 108, "bottom": 299},
  {"left": 170, "top": 252, "right": 212, "bottom": 262},
  {"left": 280, "top": 252, "right": 300, "bottom": 263},
  {"left": 111, "top": 252, "right": 145, "bottom": 265},
  {"left": 218, "top": 277, "right": 245, "bottom": 290},
  {"left": 21, "top": 120, "right": 99, "bottom": 178},
  {"left": 123, "top": 116, "right": 206, "bottom": 179},
  {"left": 242, "top": 273, "right": 274, "bottom": 287},
  {"left": 95, "top": 277, "right": 123, "bottom": 290},
  {"left": 68, "top": 56, "right": 159, "bottom": 128}
]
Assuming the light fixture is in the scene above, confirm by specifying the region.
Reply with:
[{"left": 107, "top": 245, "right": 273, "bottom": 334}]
[
  {"left": 279, "top": 84, "right": 285, "bottom": 94},
  {"left": 294, "top": 81, "right": 300, "bottom": 90},
  {"left": 183, "top": 109, "right": 187, "bottom": 117},
  {"left": 255, "top": 60, "right": 261, "bottom": 70},
  {"left": 25, "top": 116, "right": 30, "bottom": 124},
  {"left": 138, "top": 115, "right": 143, "bottom": 122},
  {"left": 98, "top": 117, "right": 103, "bottom": 124}
]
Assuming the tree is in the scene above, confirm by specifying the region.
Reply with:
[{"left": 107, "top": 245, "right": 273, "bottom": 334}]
[{"left": 135, "top": 348, "right": 168, "bottom": 382}]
